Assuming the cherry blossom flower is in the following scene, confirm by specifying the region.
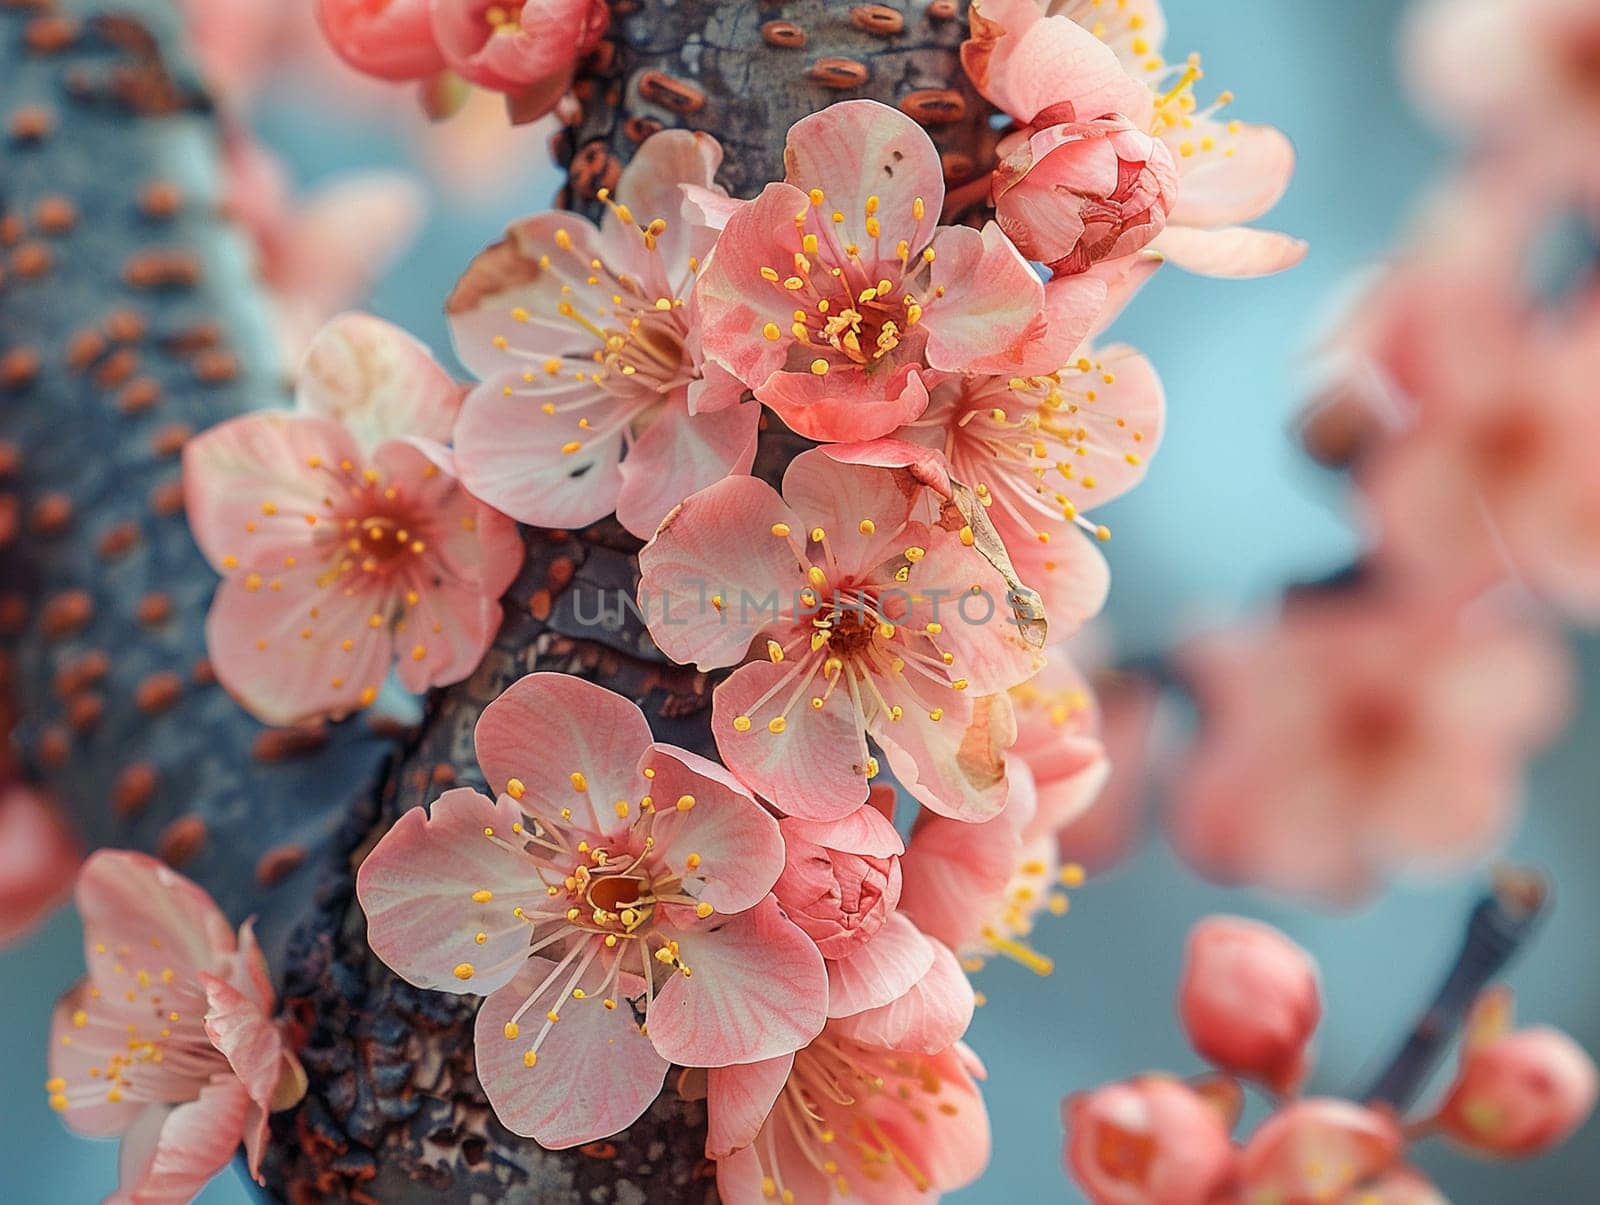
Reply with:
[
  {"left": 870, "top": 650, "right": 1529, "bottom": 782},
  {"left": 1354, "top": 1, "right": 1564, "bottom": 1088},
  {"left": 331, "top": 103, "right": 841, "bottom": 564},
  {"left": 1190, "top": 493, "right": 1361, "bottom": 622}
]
[
  {"left": 967, "top": 0, "right": 1305, "bottom": 278},
  {"left": 1063, "top": 1074, "right": 1238, "bottom": 1205},
  {"left": 448, "top": 130, "right": 760, "bottom": 539},
  {"left": 1237, "top": 1099, "right": 1406, "bottom": 1203},
  {"left": 431, "top": 0, "right": 607, "bottom": 117},
  {"left": 0, "top": 781, "right": 78, "bottom": 948},
  {"left": 700, "top": 949, "right": 985, "bottom": 1203},
  {"left": 47, "top": 851, "right": 306, "bottom": 1202},
  {"left": 356, "top": 673, "right": 827, "bottom": 1148},
  {"left": 223, "top": 137, "right": 427, "bottom": 371},
  {"left": 900, "top": 649, "right": 1105, "bottom": 974},
  {"left": 638, "top": 449, "right": 1043, "bottom": 822},
  {"left": 1430, "top": 988, "right": 1598, "bottom": 1158},
  {"left": 1170, "top": 592, "right": 1571, "bottom": 904},
  {"left": 694, "top": 99, "right": 1093, "bottom": 443},
  {"left": 1178, "top": 916, "right": 1322, "bottom": 1095},
  {"left": 892, "top": 343, "right": 1163, "bottom": 625},
  {"left": 183, "top": 312, "right": 523, "bottom": 726},
  {"left": 771, "top": 802, "right": 903, "bottom": 960},
  {"left": 317, "top": 0, "right": 445, "bottom": 82}
]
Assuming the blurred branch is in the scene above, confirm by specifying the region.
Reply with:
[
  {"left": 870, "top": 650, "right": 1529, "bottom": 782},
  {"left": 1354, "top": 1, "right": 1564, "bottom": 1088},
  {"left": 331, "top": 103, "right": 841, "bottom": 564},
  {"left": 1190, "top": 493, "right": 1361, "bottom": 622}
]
[{"left": 1362, "top": 866, "right": 1548, "bottom": 1111}]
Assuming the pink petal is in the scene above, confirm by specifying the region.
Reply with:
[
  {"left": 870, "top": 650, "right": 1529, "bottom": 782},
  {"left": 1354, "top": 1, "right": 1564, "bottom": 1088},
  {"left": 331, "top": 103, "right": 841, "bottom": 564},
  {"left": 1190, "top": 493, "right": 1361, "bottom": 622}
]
[
  {"left": 356, "top": 787, "right": 543, "bottom": 995},
  {"left": 111, "top": 1080, "right": 251, "bottom": 1205},
  {"left": 181, "top": 412, "right": 356, "bottom": 575},
  {"left": 1083, "top": 251, "right": 1165, "bottom": 339},
  {"left": 757, "top": 358, "right": 933, "bottom": 443},
  {"left": 474, "top": 674, "right": 652, "bottom": 838},
  {"left": 712, "top": 660, "right": 872, "bottom": 819},
  {"left": 649, "top": 896, "right": 828, "bottom": 1066},
  {"left": 445, "top": 213, "right": 608, "bottom": 379},
  {"left": 75, "top": 851, "right": 236, "bottom": 985},
  {"left": 0, "top": 784, "right": 78, "bottom": 946},
  {"left": 296, "top": 312, "right": 461, "bottom": 451},
  {"left": 474, "top": 953, "right": 667, "bottom": 1148},
  {"left": 783, "top": 100, "right": 943, "bottom": 255},
  {"left": 706, "top": 1054, "right": 794, "bottom": 1159},
  {"left": 608, "top": 128, "right": 725, "bottom": 272},
  {"left": 826, "top": 912, "right": 936, "bottom": 1018},
  {"left": 205, "top": 561, "right": 394, "bottom": 726},
  {"left": 615, "top": 396, "right": 760, "bottom": 540},
  {"left": 834, "top": 936, "right": 975, "bottom": 1054},
  {"left": 1153, "top": 224, "right": 1308, "bottom": 278},
  {"left": 923, "top": 223, "right": 1046, "bottom": 372},
  {"left": 872, "top": 690, "right": 1016, "bottom": 822},
  {"left": 638, "top": 475, "right": 803, "bottom": 670},
  {"left": 1005, "top": 528, "right": 1111, "bottom": 635},
  {"left": 780, "top": 448, "right": 934, "bottom": 577},
  {"left": 49, "top": 981, "right": 147, "bottom": 1137},
  {"left": 637, "top": 744, "right": 786, "bottom": 913},
  {"left": 900, "top": 809, "right": 1022, "bottom": 953},
  {"left": 453, "top": 370, "right": 624, "bottom": 528},
  {"left": 781, "top": 803, "right": 904, "bottom": 859},
  {"left": 988, "top": 12, "right": 1153, "bottom": 126},
  {"left": 1167, "top": 118, "right": 1297, "bottom": 230},
  {"left": 199, "top": 973, "right": 287, "bottom": 1179}
]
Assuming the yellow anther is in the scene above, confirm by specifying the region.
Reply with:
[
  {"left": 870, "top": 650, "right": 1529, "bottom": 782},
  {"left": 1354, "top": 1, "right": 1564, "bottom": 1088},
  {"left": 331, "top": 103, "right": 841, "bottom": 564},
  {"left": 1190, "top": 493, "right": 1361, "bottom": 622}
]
[{"left": 452, "top": 963, "right": 475, "bottom": 981}]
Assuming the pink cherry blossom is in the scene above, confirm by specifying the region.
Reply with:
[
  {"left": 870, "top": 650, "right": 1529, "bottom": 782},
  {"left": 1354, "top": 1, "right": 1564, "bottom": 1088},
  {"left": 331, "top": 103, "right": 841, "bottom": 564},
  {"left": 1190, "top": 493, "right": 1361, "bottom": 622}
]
[
  {"left": 0, "top": 781, "right": 79, "bottom": 947},
  {"left": 706, "top": 997, "right": 988, "bottom": 1201},
  {"left": 47, "top": 851, "right": 306, "bottom": 1202},
  {"left": 448, "top": 130, "right": 760, "bottom": 539},
  {"left": 1237, "top": 1099, "right": 1405, "bottom": 1203},
  {"left": 993, "top": 114, "right": 1180, "bottom": 275},
  {"left": 1178, "top": 916, "right": 1322, "bottom": 1095},
  {"left": 356, "top": 673, "right": 827, "bottom": 1148},
  {"left": 771, "top": 803, "right": 903, "bottom": 960},
  {"left": 967, "top": 0, "right": 1305, "bottom": 278},
  {"left": 430, "top": 0, "right": 607, "bottom": 114},
  {"left": 318, "top": 0, "right": 445, "bottom": 81},
  {"left": 1170, "top": 592, "right": 1571, "bottom": 904},
  {"left": 183, "top": 312, "right": 523, "bottom": 726},
  {"left": 223, "top": 136, "right": 426, "bottom": 371},
  {"left": 900, "top": 648, "right": 1105, "bottom": 973},
  {"left": 893, "top": 348, "right": 1163, "bottom": 629},
  {"left": 694, "top": 99, "right": 1084, "bottom": 443},
  {"left": 1431, "top": 988, "right": 1598, "bottom": 1158},
  {"left": 638, "top": 449, "right": 1043, "bottom": 822},
  {"left": 1062, "top": 1074, "right": 1237, "bottom": 1205}
]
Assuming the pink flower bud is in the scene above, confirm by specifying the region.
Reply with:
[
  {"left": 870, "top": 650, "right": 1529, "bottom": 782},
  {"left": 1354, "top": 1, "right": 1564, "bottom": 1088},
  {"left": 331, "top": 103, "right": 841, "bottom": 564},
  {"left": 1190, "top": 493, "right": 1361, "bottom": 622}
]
[
  {"left": 1062, "top": 1075, "right": 1237, "bottom": 1205},
  {"left": 1437, "top": 1026, "right": 1598, "bottom": 1158},
  {"left": 992, "top": 116, "right": 1179, "bottom": 275},
  {"left": 317, "top": 0, "right": 446, "bottom": 82},
  {"left": 1239, "top": 1099, "right": 1404, "bottom": 1201},
  {"left": 430, "top": 0, "right": 608, "bottom": 100},
  {"left": 773, "top": 805, "right": 903, "bottom": 960},
  {"left": 1179, "top": 916, "right": 1322, "bottom": 1094}
]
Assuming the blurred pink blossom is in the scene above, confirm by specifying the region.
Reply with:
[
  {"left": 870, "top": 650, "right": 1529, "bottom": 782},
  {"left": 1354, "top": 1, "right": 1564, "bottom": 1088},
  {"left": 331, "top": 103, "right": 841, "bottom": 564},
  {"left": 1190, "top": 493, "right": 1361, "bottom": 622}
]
[
  {"left": 0, "top": 781, "right": 78, "bottom": 948},
  {"left": 1062, "top": 1074, "right": 1237, "bottom": 1205}
]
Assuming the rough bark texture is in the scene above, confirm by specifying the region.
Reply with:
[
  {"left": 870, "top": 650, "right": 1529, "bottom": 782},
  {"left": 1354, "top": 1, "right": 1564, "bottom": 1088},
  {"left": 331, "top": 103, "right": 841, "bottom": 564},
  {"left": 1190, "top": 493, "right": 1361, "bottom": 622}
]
[{"left": 2, "top": 1, "right": 994, "bottom": 1201}]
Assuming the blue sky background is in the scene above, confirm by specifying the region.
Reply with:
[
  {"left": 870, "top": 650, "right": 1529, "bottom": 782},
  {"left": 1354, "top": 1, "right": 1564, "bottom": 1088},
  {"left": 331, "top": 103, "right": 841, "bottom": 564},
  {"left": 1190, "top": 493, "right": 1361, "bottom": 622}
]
[{"left": 5, "top": 2, "right": 1597, "bottom": 1200}]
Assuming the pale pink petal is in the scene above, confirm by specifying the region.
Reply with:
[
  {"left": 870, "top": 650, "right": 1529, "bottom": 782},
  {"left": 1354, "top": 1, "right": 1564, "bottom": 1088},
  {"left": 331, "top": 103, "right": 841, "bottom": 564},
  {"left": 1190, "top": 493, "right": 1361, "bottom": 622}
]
[
  {"left": 453, "top": 369, "right": 625, "bottom": 529},
  {"left": 1084, "top": 251, "right": 1165, "bottom": 338},
  {"left": 1153, "top": 224, "right": 1308, "bottom": 277},
  {"left": 474, "top": 674, "right": 653, "bottom": 838},
  {"left": 110, "top": 1079, "right": 251, "bottom": 1205},
  {"left": 987, "top": 11, "right": 1153, "bottom": 126},
  {"left": 712, "top": 660, "right": 872, "bottom": 819},
  {"left": 445, "top": 213, "right": 608, "bottom": 378},
  {"left": 49, "top": 982, "right": 146, "bottom": 1137},
  {"left": 474, "top": 953, "right": 667, "bottom": 1148},
  {"left": 781, "top": 803, "right": 903, "bottom": 859},
  {"left": 900, "top": 811, "right": 1021, "bottom": 953},
  {"left": 356, "top": 788, "right": 543, "bottom": 995},
  {"left": 182, "top": 412, "right": 357, "bottom": 574},
  {"left": 1005, "top": 527, "right": 1111, "bottom": 634},
  {"left": 638, "top": 475, "right": 803, "bottom": 670},
  {"left": 1167, "top": 118, "right": 1297, "bottom": 230},
  {"left": 872, "top": 689, "right": 1016, "bottom": 822},
  {"left": 616, "top": 397, "right": 760, "bottom": 540},
  {"left": 783, "top": 100, "right": 944, "bottom": 255},
  {"left": 649, "top": 896, "right": 828, "bottom": 1066},
  {"left": 923, "top": 223, "right": 1046, "bottom": 372},
  {"left": 296, "top": 312, "right": 460, "bottom": 450},
  {"left": 205, "top": 561, "right": 393, "bottom": 726},
  {"left": 1240, "top": 1099, "right": 1404, "bottom": 1201},
  {"left": 75, "top": 851, "right": 236, "bottom": 985},
  {"left": 1000, "top": 271, "right": 1109, "bottom": 375},
  {"left": 826, "top": 912, "right": 937, "bottom": 1018},
  {"left": 199, "top": 974, "right": 288, "bottom": 1179},
  {"left": 609, "top": 128, "right": 725, "bottom": 272},
  {"left": 757, "top": 357, "right": 933, "bottom": 443},
  {"left": 637, "top": 744, "right": 786, "bottom": 914},
  {"left": 780, "top": 448, "right": 933, "bottom": 577},
  {"left": 833, "top": 936, "right": 975, "bottom": 1054},
  {"left": 706, "top": 1054, "right": 794, "bottom": 1159}
]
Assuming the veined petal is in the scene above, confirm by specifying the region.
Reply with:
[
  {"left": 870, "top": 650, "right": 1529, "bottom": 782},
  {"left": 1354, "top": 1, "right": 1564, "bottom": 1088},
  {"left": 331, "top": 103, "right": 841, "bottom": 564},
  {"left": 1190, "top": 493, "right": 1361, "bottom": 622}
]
[
  {"left": 296, "top": 312, "right": 461, "bottom": 451},
  {"left": 110, "top": 1081, "right": 251, "bottom": 1205},
  {"left": 607, "top": 128, "right": 725, "bottom": 275},
  {"left": 781, "top": 448, "right": 934, "bottom": 578},
  {"left": 833, "top": 936, "right": 976, "bottom": 1054},
  {"left": 872, "top": 687, "right": 1016, "bottom": 822},
  {"left": 923, "top": 223, "right": 1046, "bottom": 373},
  {"left": 616, "top": 396, "right": 760, "bottom": 540},
  {"left": 1166, "top": 117, "right": 1296, "bottom": 230},
  {"left": 356, "top": 787, "right": 543, "bottom": 995},
  {"left": 74, "top": 851, "right": 237, "bottom": 989},
  {"left": 706, "top": 1054, "right": 795, "bottom": 1159},
  {"left": 825, "top": 912, "right": 937, "bottom": 1019},
  {"left": 649, "top": 896, "right": 828, "bottom": 1066},
  {"left": 1153, "top": 224, "right": 1308, "bottom": 278}
]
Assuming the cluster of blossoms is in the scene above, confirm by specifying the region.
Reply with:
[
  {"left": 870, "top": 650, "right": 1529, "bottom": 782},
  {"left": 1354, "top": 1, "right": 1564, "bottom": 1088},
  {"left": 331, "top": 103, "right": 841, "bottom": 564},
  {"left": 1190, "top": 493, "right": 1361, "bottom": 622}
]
[
  {"left": 1065, "top": 917, "right": 1598, "bottom": 1204},
  {"left": 1158, "top": 0, "right": 1599, "bottom": 905}
]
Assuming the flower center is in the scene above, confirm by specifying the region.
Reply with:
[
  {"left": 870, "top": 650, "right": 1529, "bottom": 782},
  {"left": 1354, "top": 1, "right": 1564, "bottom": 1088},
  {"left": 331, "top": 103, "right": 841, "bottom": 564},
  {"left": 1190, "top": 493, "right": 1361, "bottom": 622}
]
[{"left": 485, "top": 2, "right": 524, "bottom": 34}]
